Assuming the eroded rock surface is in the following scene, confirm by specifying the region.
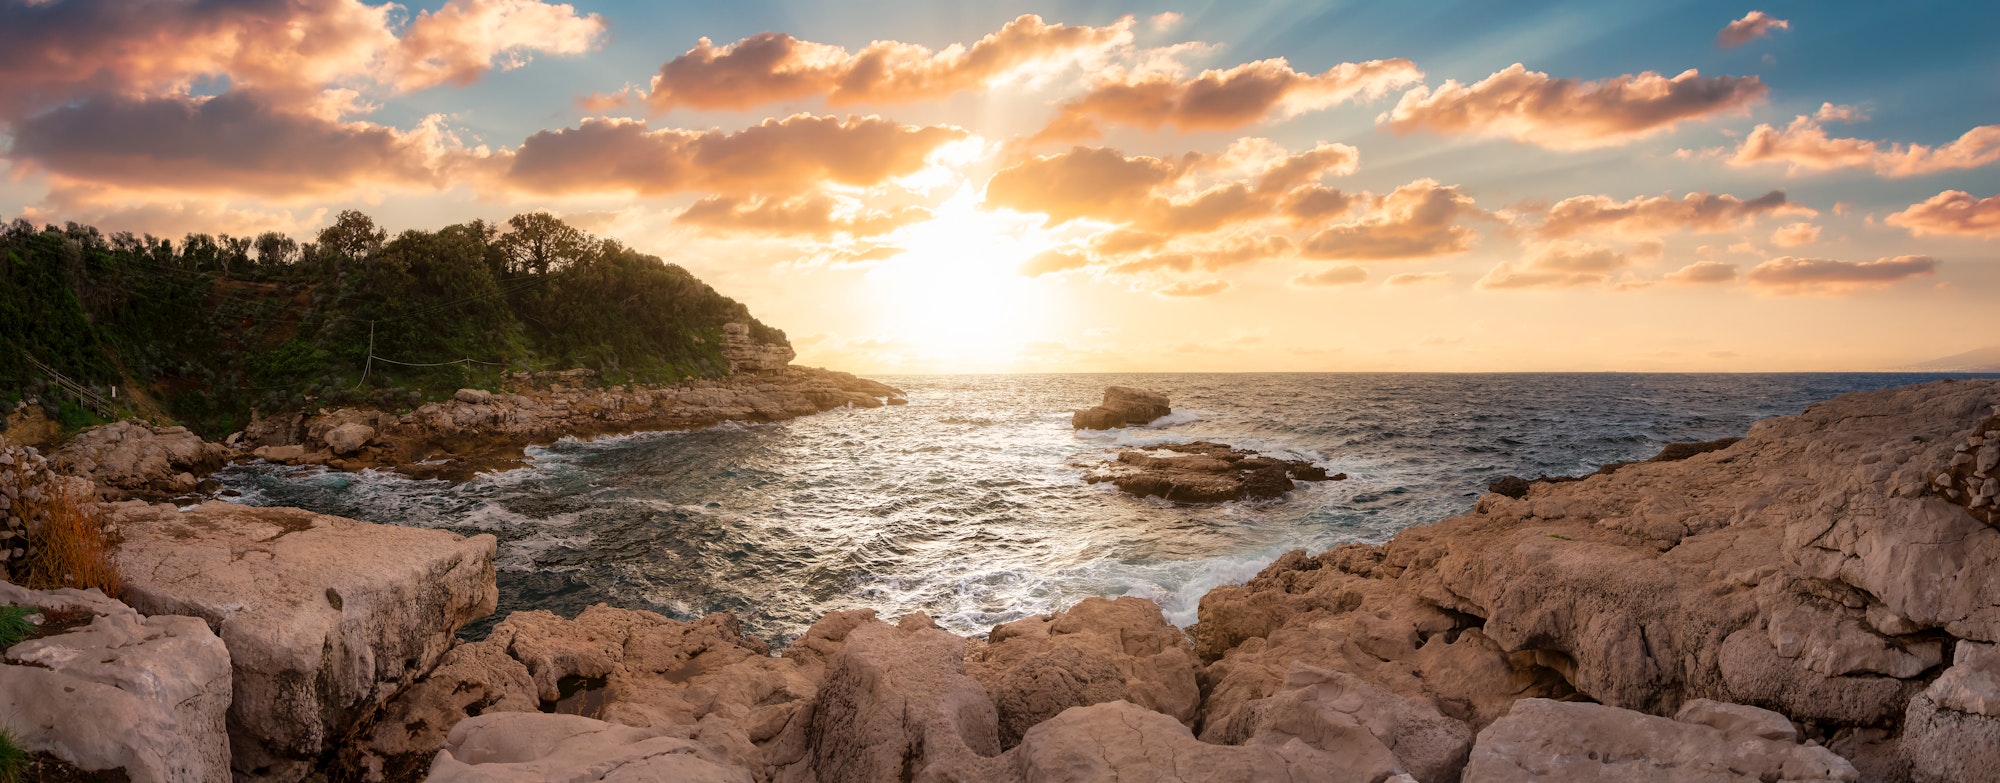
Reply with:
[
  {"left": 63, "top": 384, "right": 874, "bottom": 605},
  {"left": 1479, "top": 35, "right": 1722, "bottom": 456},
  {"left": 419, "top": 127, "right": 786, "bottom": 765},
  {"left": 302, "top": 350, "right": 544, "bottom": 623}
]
[
  {"left": 1463, "top": 698, "right": 1856, "bottom": 782},
  {"left": 966, "top": 596, "right": 1201, "bottom": 747},
  {"left": 0, "top": 581, "right": 233, "bottom": 783},
  {"left": 1081, "top": 441, "right": 1337, "bottom": 503},
  {"left": 1071, "top": 386, "right": 1172, "bottom": 430},
  {"left": 105, "top": 500, "right": 497, "bottom": 783},
  {"left": 52, "top": 419, "right": 233, "bottom": 497}
]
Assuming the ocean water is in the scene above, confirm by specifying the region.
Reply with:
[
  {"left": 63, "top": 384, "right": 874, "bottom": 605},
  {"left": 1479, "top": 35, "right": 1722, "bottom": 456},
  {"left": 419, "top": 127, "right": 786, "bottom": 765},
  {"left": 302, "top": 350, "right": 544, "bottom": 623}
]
[{"left": 212, "top": 373, "right": 1992, "bottom": 644}]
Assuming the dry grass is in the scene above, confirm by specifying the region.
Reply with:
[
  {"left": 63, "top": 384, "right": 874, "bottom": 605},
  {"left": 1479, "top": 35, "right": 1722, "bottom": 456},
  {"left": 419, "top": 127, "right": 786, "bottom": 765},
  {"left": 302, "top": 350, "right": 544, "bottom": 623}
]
[{"left": 18, "top": 487, "right": 122, "bottom": 598}]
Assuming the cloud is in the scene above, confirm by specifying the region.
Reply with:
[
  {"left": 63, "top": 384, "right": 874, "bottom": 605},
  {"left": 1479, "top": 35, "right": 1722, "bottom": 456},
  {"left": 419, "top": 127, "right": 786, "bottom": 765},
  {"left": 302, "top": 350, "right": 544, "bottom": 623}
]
[
  {"left": 7, "top": 90, "right": 454, "bottom": 197},
  {"left": 1745, "top": 255, "right": 1938, "bottom": 294},
  {"left": 1716, "top": 11, "right": 1790, "bottom": 48},
  {"left": 675, "top": 194, "right": 928, "bottom": 238},
  {"left": 1663, "top": 260, "right": 1739, "bottom": 284},
  {"left": 1728, "top": 116, "right": 2000, "bottom": 177},
  {"left": 500, "top": 114, "right": 967, "bottom": 196},
  {"left": 0, "top": 0, "right": 605, "bottom": 121},
  {"left": 382, "top": 0, "right": 605, "bottom": 91},
  {"left": 1769, "top": 222, "right": 1819, "bottom": 247},
  {"left": 1381, "top": 63, "right": 1766, "bottom": 149},
  {"left": 1033, "top": 57, "right": 1421, "bottom": 142},
  {"left": 1289, "top": 265, "right": 1368, "bottom": 287},
  {"left": 1020, "top": 249, "right": 1092, "bottom": 276},
  {"left": 1885, "top": 190, "right": 2000, "bottom": 238},
  {"left": 1385, "top": 272, "right": 1449, "bottom": 286},
  {"left": 577, "top": 85, "right": 640, "bottom": 112},
  {"left": 983, "top": 141, "right": 1357, "bottom": 233},
  {"left": 1477, "top": 240, "right": 1659, "bottom": 290},
  {"left": 1535, "top": 190, "right": 1812, "bottom": 238},
  {"left": 1157, "top": 279, "right": 1230, "bottom": 297},
  {"left": 647, "top": 14, "right": 1133, "bottom": 112},
  {"left": 1300, "top": 179, "right": 1479, "bottom": 260},
  {"left": 1814, "top": 102, "right": 1867, "bottom": 123}
]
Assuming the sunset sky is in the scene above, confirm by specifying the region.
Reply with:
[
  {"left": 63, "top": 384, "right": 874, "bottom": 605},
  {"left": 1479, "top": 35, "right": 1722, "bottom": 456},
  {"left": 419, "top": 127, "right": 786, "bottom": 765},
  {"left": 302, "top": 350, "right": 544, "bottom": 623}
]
[{"left": 3, "top": 0, "right": 1996, "bottom": 373}]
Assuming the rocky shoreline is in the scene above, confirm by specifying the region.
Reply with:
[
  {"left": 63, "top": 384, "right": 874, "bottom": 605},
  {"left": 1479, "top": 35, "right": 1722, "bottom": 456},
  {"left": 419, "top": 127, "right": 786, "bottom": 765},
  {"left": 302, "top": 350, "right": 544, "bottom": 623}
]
[
  {"left": 2, "top": 379, "right": 1997, "bottom": 781},
  {"left": 43, "top": 364, "right": 906, "bottom": 494}
]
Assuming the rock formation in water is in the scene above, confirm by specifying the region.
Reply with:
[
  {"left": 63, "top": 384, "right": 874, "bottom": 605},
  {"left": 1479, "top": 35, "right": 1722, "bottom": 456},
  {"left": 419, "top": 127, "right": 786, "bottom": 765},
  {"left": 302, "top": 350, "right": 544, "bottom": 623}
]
[
  {"left": 1080, "top": 441, "right": 1339, "bottom": 503},
  {"left": 6, "top": 378, "right": 1999, "bottom": 782},
  {"left": 1071, "top": 386, "right": 1172, "bottom": 430}
]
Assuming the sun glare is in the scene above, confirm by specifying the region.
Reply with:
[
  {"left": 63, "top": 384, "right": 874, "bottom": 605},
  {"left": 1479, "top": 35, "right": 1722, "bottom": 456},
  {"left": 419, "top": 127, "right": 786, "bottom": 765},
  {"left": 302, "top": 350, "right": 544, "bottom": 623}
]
[{"left": 865, "top": 186, "right": 1058, "bottom": 371}]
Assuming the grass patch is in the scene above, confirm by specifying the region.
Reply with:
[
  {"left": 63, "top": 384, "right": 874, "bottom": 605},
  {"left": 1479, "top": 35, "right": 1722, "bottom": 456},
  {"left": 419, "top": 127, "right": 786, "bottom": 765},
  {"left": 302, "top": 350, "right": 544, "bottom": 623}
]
[
  {"left": 0, "top": 727, "right": 23, "bottom": 783},
  {"left": 19, "top": 488, "right": 122, "bottom": 598},
  {"left": 0, "top": 606, "right": 32, "bottom": 649}
]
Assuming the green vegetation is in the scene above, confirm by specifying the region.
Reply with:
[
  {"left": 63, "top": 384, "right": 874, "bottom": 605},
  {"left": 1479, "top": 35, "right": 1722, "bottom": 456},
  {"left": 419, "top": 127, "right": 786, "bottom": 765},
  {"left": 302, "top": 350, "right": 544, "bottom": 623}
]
[
  {"left": 0, "top": 726, "right": 21, "bottom": 783},
  {"left": 0, "top": 212, "right": 785, "bottom": 436},
  {"left": 0, "top": 605, "right": 31, "bottom": 649}
]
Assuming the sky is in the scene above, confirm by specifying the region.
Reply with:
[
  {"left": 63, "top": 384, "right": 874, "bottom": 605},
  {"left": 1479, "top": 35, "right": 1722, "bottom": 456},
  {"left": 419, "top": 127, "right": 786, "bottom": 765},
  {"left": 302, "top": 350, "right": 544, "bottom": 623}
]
[{"left": 2, "top": 0, "right": 1997, "bottom": 373}]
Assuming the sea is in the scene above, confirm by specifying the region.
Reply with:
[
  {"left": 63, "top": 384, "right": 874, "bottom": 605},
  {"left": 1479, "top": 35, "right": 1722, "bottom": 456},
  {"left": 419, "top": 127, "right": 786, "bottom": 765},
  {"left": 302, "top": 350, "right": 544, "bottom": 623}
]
[{"left": 212, "top": 373, "right": 1995, "bottom": 644}]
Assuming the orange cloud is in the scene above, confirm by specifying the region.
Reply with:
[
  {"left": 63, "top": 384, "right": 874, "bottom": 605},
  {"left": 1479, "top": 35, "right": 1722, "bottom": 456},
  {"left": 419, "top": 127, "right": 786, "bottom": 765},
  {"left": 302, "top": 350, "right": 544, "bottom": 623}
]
[
  {"left": 7, "top": 90, "right": 452, "bottom": 197},
  {"left": 383, "top": 0, "right": 604, "bottom": 91},
  {"left": 1300, "top": 179, "right": 1479, "bottom": 260},
  {"left": 577, "top": 85, "right": 640, "bottom": 113},
  {"left": 1290, "top": 265, "right": 1368, "bottom": 287},
  {"left": 1477, "top": 240, "right": 1660, "bottom": 290},
  {"left": 1157, "top": 280, "right": 1230, "bottom": 297},
  {"left": 1746, "top": 255, "right": 1937, "bottom": 294},
  {"left": 0, "top": 0, "right": 603, "bottom": 120},
  {"left": 1769, "top": 222, "right": 1819, "bottom": 247},
  {"left": 1385, "top": 272, "right": 1449, "bottom": 286},
  {"left": 1536, "top": 190, "right": 1811, "bottom": 238},
  {"left": 1885, "top": 190, "right": 2000, "bottom": 238},
  {"left": 675, "top": 195, "right": 928, "bottom": 238},
  {"left": 1729, "top": 116, "right": 2000, "bottom": 177},
  {"left": 1033, "top": 57, "right": 1421, "bottom": 142},
  {"left": 1663, "top": 260, "right": 1738, "bottom": 284},
  {"left": 1381, "top": 63, "right": 1766, "bottom": 150},
  {"left": 983, "top": 142, "right": 1358, "bottom": 233},
  {"left": 501, "top": 114, "right": 967, "bottom": 196},
  {"left": 647, "top": 14, "right": 1132, "bottom": 112},
  {"left": 1716, "top": 11, "right": 1789, "bottom": 48},
  {"left": 1020, "top": 250, "right": 1092, "bottom": 276}
]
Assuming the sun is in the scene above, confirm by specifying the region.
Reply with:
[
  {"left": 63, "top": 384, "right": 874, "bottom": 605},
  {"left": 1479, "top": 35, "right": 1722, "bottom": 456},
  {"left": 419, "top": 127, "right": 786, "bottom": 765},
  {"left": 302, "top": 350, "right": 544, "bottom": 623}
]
[{"left": 863, "top": 185, "right": 1060, "bottom": 371}]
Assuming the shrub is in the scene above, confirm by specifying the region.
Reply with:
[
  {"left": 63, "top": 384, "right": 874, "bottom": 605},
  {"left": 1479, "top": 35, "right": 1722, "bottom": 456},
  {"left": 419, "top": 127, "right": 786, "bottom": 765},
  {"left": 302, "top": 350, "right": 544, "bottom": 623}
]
[
  {"left": 0, "top": 446, "right": 121, "bottom": 598},
  {"left": 0, "top": 605, "right": 30, "bottom": 648}
]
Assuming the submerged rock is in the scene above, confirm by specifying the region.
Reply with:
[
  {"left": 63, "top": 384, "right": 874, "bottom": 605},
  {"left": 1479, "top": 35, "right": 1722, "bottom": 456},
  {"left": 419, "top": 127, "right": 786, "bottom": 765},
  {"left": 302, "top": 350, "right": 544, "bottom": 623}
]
[
  {"left": 1081, "top": 441, "right": 1336, "bottom": 503},
  {"left": 1071, "top": 386, "right": 1172, "bottom": 430},
  {"left": 105, "top": 501, "right": 497, "bottom": 783}
]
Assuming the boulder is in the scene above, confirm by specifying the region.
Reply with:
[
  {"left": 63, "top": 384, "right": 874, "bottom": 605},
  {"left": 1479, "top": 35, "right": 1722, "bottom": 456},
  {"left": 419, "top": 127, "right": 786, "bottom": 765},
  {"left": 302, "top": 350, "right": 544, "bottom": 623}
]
[
  {"left": 323, "top": 422, "right": 375, "bottom": 456},
  {"left": 51, "top": 419, "right": 231, "bottom": 496},
  {"left": 427, "top": 712, "right": 755, "bottom": 782},
  {"left": 767, "top": 614, "right": 1002, "bottom": 782},
  {"left": 105, "top": 500, "right": 498, "bottom": 783},
  {"left": 966, "top": 596, "right": 1201, "bottom": 747},
  {"left": 1080, "top": 441, "right": 1335, "bottom": 503},
  {"left": 1203, "top": 663, "right": 1472, "bottom": 783},
  {"left": 1901, "top": 640, "right": 2000, "bottom": 783},
  {"left": 453, "top": 388, "right": 494, "bottom": 405},
  {"left": 0, "top": 581, "right": 232, "bottom": 783},
  {"left": 1071, "top": 386, "right": 1171, "bottom": 430},
  {"left": 1008, "top": 700, "right": 1395, "bottom": 783},
  {"left": 1463, "top": 698, "right": 1857, "bottom": 782}
]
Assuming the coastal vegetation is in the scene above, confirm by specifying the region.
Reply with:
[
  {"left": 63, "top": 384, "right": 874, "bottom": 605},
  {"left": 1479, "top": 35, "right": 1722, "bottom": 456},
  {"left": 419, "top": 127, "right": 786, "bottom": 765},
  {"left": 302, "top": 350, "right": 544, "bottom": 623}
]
[{"left": 0, "top": 212, "right": 786, "bottom": 436}]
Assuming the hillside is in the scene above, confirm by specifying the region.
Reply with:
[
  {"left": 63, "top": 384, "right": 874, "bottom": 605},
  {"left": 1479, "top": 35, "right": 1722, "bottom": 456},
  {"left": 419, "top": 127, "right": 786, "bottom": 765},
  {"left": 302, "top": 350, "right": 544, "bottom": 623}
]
[
  {"left": 1901, "top": 344, "right": 2000, "bottom": 373},
  {"left": 0, "top": 212, "right": 787, "bottom": 436}
]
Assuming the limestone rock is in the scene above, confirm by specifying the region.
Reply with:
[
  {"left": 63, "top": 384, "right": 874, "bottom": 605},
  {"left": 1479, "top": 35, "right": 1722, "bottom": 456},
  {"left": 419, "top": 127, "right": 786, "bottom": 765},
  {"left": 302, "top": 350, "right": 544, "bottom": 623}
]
[
  {"left": 967, "top": 596, "right": 1201, "bottom": 747},
  {"left": 1204, "top": 663, "right": 1471, "bottom": 783},
  {"left": 427, "top": 712, "right": 755, "bottom": 783},
  {"left": 0, "top": 581, "right": 232, "bottom": 783},
  {"left": 324, "top": 422, "right": 376, "bottom": 456},
  {"left": 1080, "top": 441, "right": 1334, "bottom": 503},
  {"left": 1008, "top": 700, "right": 1390, "bottom": 783},
  {"left": 453, "top": 388, "right": 493, "bottom": 405},
  {"left": 105, "top": 500, "right": 498, "bottom": 783},
  {"left": 768, "top": 614, "right": 1002, "bottom": 782},
  {"left": 1071, "top": 386, "right": 1171, "bottom": 430},
  {"left": 52, "top": 419, "right": 231, "bottom": 496},
  {"left": 720, "top": 322, "right": 795, "bottom": 374},
  {"left": 1463, "top": 698, "right": 1857, "bottom": 782},
  {"left": 1901, "top": 641, "right": 2000, "bottom": 782}
]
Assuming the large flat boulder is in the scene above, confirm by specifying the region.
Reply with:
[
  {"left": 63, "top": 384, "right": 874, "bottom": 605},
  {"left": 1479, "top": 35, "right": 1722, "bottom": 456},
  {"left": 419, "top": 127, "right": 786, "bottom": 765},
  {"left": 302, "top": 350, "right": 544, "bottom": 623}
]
[
  {"left": 1463, "top": 698, "right": 1855, "bottom": 782},
  {"left": 105, "top": 500, "right": 497, "bottom": 783},
  {"left": 427, "top": 712, "right": 756, "bottom": 783},
  {"left": 0, "top": 581, "right": 232, "bottom": 783}
]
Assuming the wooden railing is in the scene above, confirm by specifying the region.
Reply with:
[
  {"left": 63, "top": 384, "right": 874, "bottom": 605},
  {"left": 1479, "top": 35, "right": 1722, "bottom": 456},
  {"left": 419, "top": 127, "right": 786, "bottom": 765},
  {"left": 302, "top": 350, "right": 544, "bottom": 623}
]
[{"left": 23, "top": 354, "right": 115, "bottom": 418}]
